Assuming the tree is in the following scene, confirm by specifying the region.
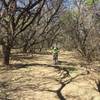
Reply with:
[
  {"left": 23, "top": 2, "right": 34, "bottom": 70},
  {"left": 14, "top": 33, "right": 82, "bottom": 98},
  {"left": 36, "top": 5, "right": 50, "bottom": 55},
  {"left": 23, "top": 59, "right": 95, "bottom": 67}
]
[
  {"left": 0, "top": 0, "right": 63, "bottom": 65},
  {"left": 60, "top": 0, "right": 100, "bottom": 62}
]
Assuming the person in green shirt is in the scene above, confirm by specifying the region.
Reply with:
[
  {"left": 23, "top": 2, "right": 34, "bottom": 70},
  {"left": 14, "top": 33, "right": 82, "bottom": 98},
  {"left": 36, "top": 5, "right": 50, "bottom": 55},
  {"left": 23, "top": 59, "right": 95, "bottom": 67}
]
[{"left": 52, "top": 46, "right": 59, "bottom": 65}]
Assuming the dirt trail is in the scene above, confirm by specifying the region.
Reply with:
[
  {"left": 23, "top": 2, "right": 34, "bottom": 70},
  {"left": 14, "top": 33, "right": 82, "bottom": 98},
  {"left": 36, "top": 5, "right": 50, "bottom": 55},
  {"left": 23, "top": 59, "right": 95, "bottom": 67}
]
[{"left": 0, "top": 51, "right": 100, "bottom": 100}]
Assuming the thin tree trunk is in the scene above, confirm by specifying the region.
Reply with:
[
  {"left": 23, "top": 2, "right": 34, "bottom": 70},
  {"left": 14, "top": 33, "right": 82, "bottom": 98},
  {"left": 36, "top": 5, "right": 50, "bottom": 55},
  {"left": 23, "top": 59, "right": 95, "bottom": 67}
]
[
  {"left": 23, "top": 43, "right": 28, "bottom": 53},
  {"left": 2, "top": 45, "right": 11, "bottom": 65}
]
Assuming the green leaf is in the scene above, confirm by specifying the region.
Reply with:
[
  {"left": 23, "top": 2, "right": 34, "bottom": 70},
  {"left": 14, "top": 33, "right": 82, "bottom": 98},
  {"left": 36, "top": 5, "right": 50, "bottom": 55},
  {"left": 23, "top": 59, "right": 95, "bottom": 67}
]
[{"left": 85, "top": 0, "right": 99, "bottom": 6}]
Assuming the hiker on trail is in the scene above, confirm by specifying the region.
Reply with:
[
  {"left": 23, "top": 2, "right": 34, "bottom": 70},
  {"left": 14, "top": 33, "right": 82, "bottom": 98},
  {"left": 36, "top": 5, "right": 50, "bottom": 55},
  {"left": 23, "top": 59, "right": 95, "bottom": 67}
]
[{"left": 52, "top": 46, "right": 59, "bottom": 65}]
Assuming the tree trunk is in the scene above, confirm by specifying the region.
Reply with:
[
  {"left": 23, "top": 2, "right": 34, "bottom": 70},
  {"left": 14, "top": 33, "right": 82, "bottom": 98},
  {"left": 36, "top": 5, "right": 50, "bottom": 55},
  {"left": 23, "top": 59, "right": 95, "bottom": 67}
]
[
  {"left": 2, "top": 45, "right": 11, "bottom": 65},
  {"left": 23, "top": 43, "right": 28, "bottom": 53}
]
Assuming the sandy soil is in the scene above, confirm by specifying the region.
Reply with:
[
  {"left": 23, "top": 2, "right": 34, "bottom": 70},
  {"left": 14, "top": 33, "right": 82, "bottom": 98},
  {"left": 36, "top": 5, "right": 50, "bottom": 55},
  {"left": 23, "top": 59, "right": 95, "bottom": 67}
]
[{"left": 0, "top": 51, "right": 100, "bottom": 100}]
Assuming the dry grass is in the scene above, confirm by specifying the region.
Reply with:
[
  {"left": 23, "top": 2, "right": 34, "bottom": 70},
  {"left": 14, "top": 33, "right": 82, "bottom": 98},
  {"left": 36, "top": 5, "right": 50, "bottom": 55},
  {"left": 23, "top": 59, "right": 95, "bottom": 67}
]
[{"left": 0, "top": 51, "right": 100, "bottom": 100}]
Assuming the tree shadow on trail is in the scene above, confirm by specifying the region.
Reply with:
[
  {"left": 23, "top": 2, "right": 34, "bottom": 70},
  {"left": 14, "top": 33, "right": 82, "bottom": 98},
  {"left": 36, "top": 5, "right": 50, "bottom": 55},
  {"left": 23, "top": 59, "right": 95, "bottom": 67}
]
[
  {"left": 9, "top": 62, "right": 77, "bottom": 72},
  {"left": 11, "top": 54, "right": 40, "bottom": 61},
  {"left": 0, "top": 61, "right": 89, "bottom": 100},
  {"left": 36, "top": 71, "right": 89, "bottom": 100},
  {"left": 9, "top": 63, "right": 60, "bottom": 70}
]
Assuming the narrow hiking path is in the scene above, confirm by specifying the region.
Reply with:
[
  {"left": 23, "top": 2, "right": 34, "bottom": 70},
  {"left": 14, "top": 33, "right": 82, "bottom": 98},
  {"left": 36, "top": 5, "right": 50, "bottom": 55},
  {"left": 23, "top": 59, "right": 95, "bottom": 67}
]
[{"left": 0, "top": 51, "right": 100, "bottom": 100}]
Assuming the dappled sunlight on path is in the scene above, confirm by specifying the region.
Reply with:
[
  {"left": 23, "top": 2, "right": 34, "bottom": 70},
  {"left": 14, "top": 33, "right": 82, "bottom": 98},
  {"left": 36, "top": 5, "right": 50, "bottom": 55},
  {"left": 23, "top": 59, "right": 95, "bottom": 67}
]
[{"left": 0, "top": 51, "right": 100, "bottom": 100}]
